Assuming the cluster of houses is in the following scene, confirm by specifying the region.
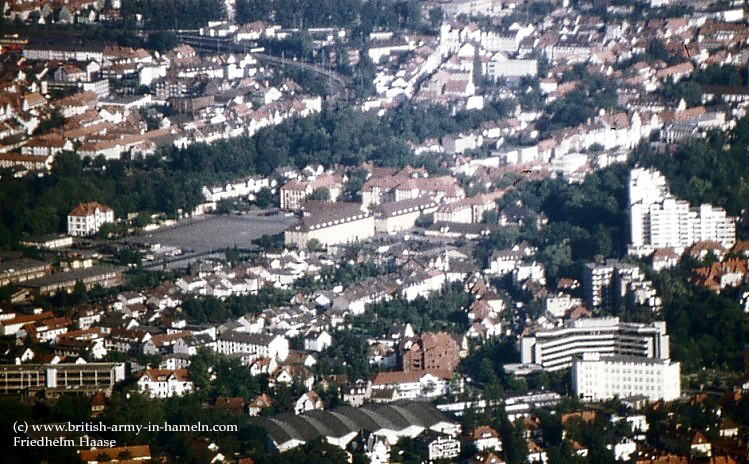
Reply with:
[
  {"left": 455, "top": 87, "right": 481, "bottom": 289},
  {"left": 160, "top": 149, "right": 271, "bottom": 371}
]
[{"left": 0, "top": 41, "right": 321, "bottom": 175}]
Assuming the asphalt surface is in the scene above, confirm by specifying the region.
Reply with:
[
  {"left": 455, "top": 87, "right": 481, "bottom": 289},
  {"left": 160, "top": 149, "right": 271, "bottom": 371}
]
[{"left": 126, "top": 213, "right": 298, "bottom": 253}]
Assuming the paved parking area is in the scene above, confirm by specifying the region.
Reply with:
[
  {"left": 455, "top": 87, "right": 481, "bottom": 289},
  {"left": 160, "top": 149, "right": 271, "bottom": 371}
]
[{"left": 128, "top": 214, "right": 298, "bottom": 252}]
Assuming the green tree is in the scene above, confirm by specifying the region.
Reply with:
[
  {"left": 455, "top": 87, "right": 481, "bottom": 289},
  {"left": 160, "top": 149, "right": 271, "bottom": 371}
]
[
  {"left": 308, "top": 187, "right": 330, "bottom": 201},
  {"left": 255, "top": 187, "right": 273, "bottom": 208}
]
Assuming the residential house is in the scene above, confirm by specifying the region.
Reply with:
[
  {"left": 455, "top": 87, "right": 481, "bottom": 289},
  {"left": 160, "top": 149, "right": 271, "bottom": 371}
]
[
  {"left": 67, "top": 202, "right": 115, "bottom": 236},
  {"left": 137, "top": 368, "right": 193, "bottom": 398},
  {"left": 294, "top": 390, "right": 324, "bottom": 414}
]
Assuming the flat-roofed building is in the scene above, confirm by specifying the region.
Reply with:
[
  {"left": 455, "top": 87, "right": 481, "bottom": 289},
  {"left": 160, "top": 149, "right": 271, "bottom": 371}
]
[
  {"left": 0, "top": 258, "right": 51, "bottom": 286},
  {"left": 19, "top": 265, "right": 123, "bottom": 294},
  {"left": 0, "top": 362, "right": 125, "bottom": 396},
  {"left": 19, "top": 234, "right": 74, "bottom": 250},
  {"left": 572, "top": 352, "right": 681, "bottom": 402},
  {"left": 519, "top": 317, "right": 670, "bottom": 371}
]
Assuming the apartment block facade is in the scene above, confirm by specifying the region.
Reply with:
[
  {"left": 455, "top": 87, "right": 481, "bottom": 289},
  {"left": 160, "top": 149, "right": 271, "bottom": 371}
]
[
  {"left": 630, "top": 168, "right": 735, "bottom": 249},
  {"left": 572, "top": 352, "right": 681, "bottom": 402},
  {"left": 520, "top": 317, "right": 670, "bottom": 371}
]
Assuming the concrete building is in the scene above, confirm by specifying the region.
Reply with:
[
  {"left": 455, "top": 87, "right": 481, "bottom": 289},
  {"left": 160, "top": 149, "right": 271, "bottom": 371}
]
[
  {"left": 485, "top": 58, "right": 538, "bottom": 80},
  {"left": 67, "top": 202, "right": 115, "bottom": 236},
  {"left": 400, "top": 332, "right": 461, "bottom": 374},
  {"left": 19, "top": 265, "right": 123, "bottom": 294},
  {"left": 630, "top": 168, "right": 735, "bottom": 250},
  {"left": 519, "top": 317, "right": 670, "bottom": 371},
  {"left": 572, "top": 352, "right": 681, "bottom": 402},
  {"left": 434, "top": 192, "right": 502, "bottom": 224},
  {"left": 284, "top": 202, "right": 375, "bottom": 249},
  {"left": 0, "top": 362, "right": 125, "bottom": 396},
  {"left": 583, "top": 261, "right": 647, "bottom": 311},
  {"left": 428, "top": 434, "right": 461, "bottom": 461},
  {"left": 0, "top": 258, "right": 51, "bottom": 286}
]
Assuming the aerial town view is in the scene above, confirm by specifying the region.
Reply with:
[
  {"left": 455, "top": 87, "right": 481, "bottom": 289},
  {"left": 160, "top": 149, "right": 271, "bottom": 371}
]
[{"left": 3, "top": 0, "right": 749, "bottom": 462}]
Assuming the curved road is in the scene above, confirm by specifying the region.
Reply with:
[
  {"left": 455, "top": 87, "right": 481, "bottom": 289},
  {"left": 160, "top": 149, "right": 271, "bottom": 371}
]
[{"left": 177, "top": 33, "right": 352, "bottom": 98}]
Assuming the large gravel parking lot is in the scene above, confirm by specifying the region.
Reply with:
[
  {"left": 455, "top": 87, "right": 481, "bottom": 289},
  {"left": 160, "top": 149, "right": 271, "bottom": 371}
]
[{"left": 127, "top": 214, "right": 298, "bottom": 252}]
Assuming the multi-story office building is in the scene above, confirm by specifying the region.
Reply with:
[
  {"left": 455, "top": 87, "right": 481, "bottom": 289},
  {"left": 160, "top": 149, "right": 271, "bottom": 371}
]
[
  {"left": 519, "top": 317, "right": 670, "bottom": 371},
  {"left": 572, "top": 352, "right": 681, "bottom": 402},
  {"left": 630, "top": 168, "right": 735, "bottom": 249},
  {"left": 0, "top": 362, "right": 125, "bottom": 396}
]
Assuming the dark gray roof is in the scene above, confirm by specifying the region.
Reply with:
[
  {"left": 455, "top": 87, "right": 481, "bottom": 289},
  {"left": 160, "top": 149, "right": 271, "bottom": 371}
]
[
  {"left": 217, "top": 331, "right": 274, "bottom": 345},
  {"left": 20, "top": 265, "right": 121, "bottom": 288},
  {"left": 0, "top": 258, "right": 49, "bottom": 275},
  {"left": 251, "top": 400, "right": 454, "bottom": 451}
]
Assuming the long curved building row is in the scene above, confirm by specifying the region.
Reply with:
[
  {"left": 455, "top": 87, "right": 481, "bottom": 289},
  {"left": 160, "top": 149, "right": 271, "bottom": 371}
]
[{"left": 249, "top": 399, "right": 460, "bottom": 452}]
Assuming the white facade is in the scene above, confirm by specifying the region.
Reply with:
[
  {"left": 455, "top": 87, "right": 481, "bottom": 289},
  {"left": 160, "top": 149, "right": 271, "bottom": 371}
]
[
  {"left": 520, "top": 317, "right": 670, "bottom": 371},
  {"left": 137, "top": 369, "right": 193, "bottom": 398},
  {"left": 428, "top": 435, "right": 461, "bottom": 461},
  {"left": 572, "top": 353, "right": 680, "bottom": 402},
  {"left": 304, "top": 331, "right": 332, "bottom": 352},
  {"left": 215, "top": 332, "right": 289, "bottom": 362},
  {"left": 630, "top": 168, "right": 735, "bottom": 249},
  {"left": 285, "top": 211, "right": 375, "bottom": 249},
  {"left": 486, "top": 59, "right": 537, "bottom": 80},
  {"left": 67, "top": 202, "right": 115, "bottom": 236}
]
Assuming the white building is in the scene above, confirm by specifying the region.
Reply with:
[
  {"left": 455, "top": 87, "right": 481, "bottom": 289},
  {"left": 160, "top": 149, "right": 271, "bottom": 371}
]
[
  {"left": 284, "top": 203, "right": 375, "bottom": 249},
  {"left": 137, "top": 368, "right": 193, "bottom": 398},
  {"left": 370, "top": 370, "right": 453, "bottom": 401},
  {"left": 67, "top": 202, "right": 115, "bottom": 236},
  {"left": 215, "top": 331, "right": 289, "bottom": 362},
  {"left": 520, "top": 317, "right": 670, "bottom": 371},
  {"left": 471, "top": 426, "right": 503, "bottom": 451},
  {"left": 428, "top": 435, "right": 461, "bottom": 461},
  {"left": 485, "top": 58, "right": 537, "bottom": 80},
  {"left": 572, "top": 352, "right": 680, "bottom": 402},
  {"left": 304, "top": 330, "right": 332, "bottom": 352},
  {"left": 630, "top": 168, "right": 735, "bottom": 250}
]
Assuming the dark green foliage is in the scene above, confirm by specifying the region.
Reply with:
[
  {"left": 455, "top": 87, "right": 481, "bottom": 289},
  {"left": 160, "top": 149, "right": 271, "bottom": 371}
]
[
  {"left": 308, "top": 187, "right": 330, "bottom": 201},
  {"left": 317, "top": 329, "right": 372, "bottom": 381},
  {"left": 631, "top": 121, "right": 749, "bottom": 216},
  {"left": 189, "top": 348, "right": 260, "bottom": 400},
  {"left": 120, "top": 0, "right": 226, "bottom": 29},
  {"left": 538, "top": 72, "right": 618, "bottom": 135},
  {"left": 145, "top": 31, "right": 177, "bottom": 53},
  {"left": 181, "top": 287, "right": 291, "bottom": 324},
  {"left": 654, "top": 270, "right": 749, "bottom": 373},
  {"left": 271, "top": 438, "right": 351, "bottom": 464},
  {"left": 254, "top": 187, "right": 274, "bottom": 208},
  {"left": 0, "top": 102, "right": 509, "bottom": 248},
  {"left": 479, "top": 163, "right": 630, "bottom": 284},
  {"left": 294, "top": 261, "right": 383, "bottom": 292},
  {"left": 352, "top": 281, "right": 473, "bottom": 336},
  {"left": 234, "top": 0, "right": 424, "bottom": 32}
]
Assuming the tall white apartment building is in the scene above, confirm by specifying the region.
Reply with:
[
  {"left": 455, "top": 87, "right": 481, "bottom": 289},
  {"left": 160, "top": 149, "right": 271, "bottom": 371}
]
[
  {"left": 572, "top": 352, "right": 681, "bottom": 402},
  {"left": 519, "top": 317, "right": 670, "bottom": 371},
  {"left": 630, "top": 168, "right": 735, "bottom": 249}
]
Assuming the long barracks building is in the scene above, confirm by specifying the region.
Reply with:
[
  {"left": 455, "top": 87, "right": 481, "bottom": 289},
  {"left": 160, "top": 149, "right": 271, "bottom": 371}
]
[{"left": 519, "top": 317, "right": 670, "bottom": 371}]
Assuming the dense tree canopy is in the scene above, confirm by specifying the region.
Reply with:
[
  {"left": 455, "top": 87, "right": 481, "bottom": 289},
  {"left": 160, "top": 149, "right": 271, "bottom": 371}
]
[{"left": 0, "top": 101, "right": 511, "bottom": 248}]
